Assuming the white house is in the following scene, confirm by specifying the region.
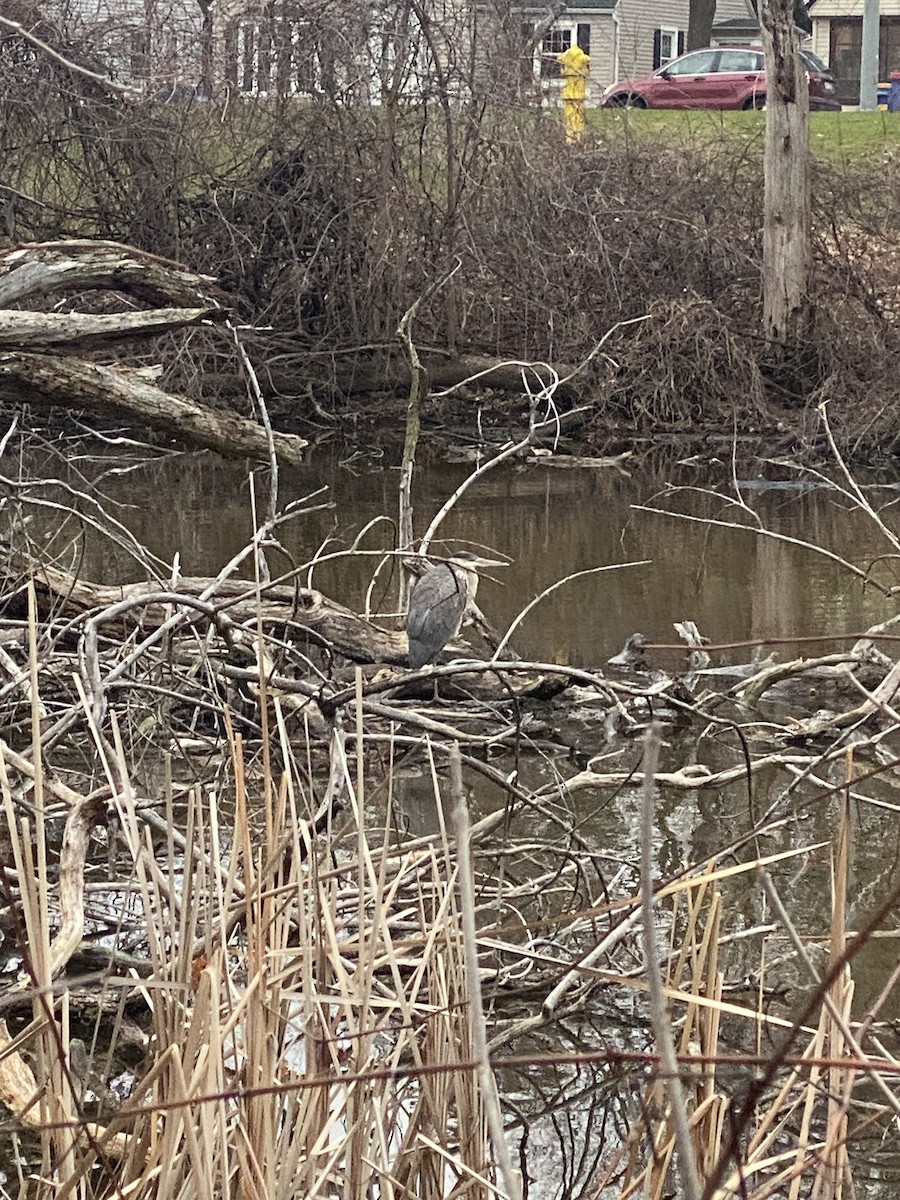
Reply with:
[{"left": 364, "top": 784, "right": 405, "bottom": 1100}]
[
  {"left": 50, "top": 0, "right": 786, "bottom": 103},
  {"left": 809, "top": 0, "right": 900, "bottom": 104},
  {"left": 512, "top": 0, "right": 761, "bottom": 104}
]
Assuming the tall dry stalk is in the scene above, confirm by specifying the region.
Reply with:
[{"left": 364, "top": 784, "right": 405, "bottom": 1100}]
[{"left": 0, "top": 654, "right": 502, "bottom": 1200}]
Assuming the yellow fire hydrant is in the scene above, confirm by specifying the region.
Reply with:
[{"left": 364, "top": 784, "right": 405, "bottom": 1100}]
[{"left": 557, "top": 43, "right": 590, "bottom": 143}]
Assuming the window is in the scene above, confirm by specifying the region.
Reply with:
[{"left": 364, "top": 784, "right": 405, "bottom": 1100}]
[
  {"left": 653, "top": 27, "right": 685, "bottom": 69},
  {"left": 664, "top": 50, "right": 717, "bottom": 77},
  {"left": 659, "top": 27, "right": 678, "bottom": 65},
  {"left": 829, "top": 17, "right": 900, "bottom": 104},
  {"left": 879, "top": 18, "right": 900, "bottom": 81},
  {"left": 716, "top": 49, "right": 762, "bottom": 73},
  {"left": 228, "top": 9, "right": 318, "bottom": 95},
  {"left": 829, "top": 18, "right": 860, "bottom": 103},
  {"left": 539, "top": 22, "right": 590, "bottom": 78}
]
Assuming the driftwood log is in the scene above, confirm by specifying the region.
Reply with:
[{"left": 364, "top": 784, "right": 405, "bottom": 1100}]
[
  {"left": 0, "top": 353, "right": 307, "bottom": 465},
  {"left": 0, "top": 240, "right": 308, "bottom": 464}
]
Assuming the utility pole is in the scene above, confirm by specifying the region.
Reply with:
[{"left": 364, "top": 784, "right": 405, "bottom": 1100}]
[
  {"left": 758, "top": 0, "right": 811, "bottom": 347},
  {"left": 859, "top": 0, "right": 880, "bottom": 110}
]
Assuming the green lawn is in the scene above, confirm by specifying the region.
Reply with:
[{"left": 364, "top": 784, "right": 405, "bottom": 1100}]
[{"left": 588, "top": 107, "right": 900, "bottom": 163}]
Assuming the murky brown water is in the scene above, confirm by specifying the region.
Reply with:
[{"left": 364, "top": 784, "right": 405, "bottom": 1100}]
[
  {"left": 40, "top": 446, "right": 897, "bottom": 662},
  {"left": 11, "top": 439, "right": 900, "bottom": 1195}
]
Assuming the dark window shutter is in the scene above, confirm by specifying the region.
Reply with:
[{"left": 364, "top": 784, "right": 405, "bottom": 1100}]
[
  {"left": 224, "top": 20, "right": 237, "bottom": 88},
  {"left": 577, "top": 23, "right": 590, "bottom": 55},
  {"left": 653, "top": 28, "right": 661, "bottom": 69},
  {"left": 520, "top": 22, "right": 535, "bottom": 85},
  {"left": 677, "top": 30, "right": 685, "bottom": 55}
]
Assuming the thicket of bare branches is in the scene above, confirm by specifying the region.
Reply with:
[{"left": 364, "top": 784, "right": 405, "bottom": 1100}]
[
  {"left": 3, "top": 4, "right": 900, "bottom": 449},
  {"left": 4, "top": 411, "right": 900, "bottom": 1196}
]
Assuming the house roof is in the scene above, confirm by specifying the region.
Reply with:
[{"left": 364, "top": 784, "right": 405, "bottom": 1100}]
[
  {"left": 712, "top": 18, "right": 760, "bottom": 33},
  {"left": 512, "top": 0, "right": 616, "bottom": 10}
]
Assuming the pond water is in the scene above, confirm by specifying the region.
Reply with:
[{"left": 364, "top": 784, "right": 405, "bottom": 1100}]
[
  {"left": 10, "top": 435, "right": 900, "bottom": 1195},
  {"left": 41, "top": 443, "right": 898, "bottom": 664},
  {"left": 40, "top": 440, "right": 900, "bottom": 946}
]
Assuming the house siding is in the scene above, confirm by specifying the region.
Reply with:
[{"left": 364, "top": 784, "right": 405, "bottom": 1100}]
[
  {"left": 810, "top": 0, "right": 900, "bottom": 16},
  {"left": 812, "top": 20, "right": 829, "bottom": 59},
  {"left": 613, "top": 0, "right": 754, "bottom": 80},
  {"left": 591, "top": 15, "right": 618, "bottom": 92},
  {"left": 47, "top": 0, "right": 203, "bottom": 87}
]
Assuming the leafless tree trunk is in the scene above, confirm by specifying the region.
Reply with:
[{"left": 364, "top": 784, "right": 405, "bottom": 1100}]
[
  {"left": 197, "top": 0, "right": 214, "bottom": 97},
  {"left": 759, "top": 0, "right": 811, "bottom": 346},
  {"left": 687, "top": 0, "right": 717, "bottom": 52}
]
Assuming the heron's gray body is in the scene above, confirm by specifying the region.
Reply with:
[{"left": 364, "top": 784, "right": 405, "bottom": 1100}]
[{"left": 406, "top": 560, "right": 478, "bottom": 669}]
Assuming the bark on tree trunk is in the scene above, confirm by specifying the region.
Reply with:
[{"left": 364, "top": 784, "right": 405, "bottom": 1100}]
[
  {"left": 759, "top": 0, "right": 812, "bottom": 347},
  {"left": 687, "top": 0, "right": 717, "bottom": 53}
]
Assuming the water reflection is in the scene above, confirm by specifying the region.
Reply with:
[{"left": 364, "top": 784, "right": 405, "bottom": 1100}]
[
  {"left": 9, "top": 442, "right": 900, "bottom": 1192},
  {"left": 23, "top": 447, "right": 898, "bottom": 672}
]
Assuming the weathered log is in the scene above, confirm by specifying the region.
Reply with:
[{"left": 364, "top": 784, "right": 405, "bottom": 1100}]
[
  {"left": 0, "top": 306, "right": 224, "bottom": 350},
  {"left": 7, "top": 551, "right": 406, "bottom": 665},
  {"left": 326, "top": 353, "right": 583, "bottom": 402},
  {"left": 0, "top": 353, "right": 307, "bottom": 465},
  {"left": 0, "top": 240, "right": 219, "bottom": 308}
]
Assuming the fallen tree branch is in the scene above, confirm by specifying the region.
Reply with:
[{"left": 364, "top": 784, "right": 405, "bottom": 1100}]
[
  {"left": 0, "top": 307, "right": 224, "bottom": 350},
  {"left": 734, "top": 652, "right": 860, "bottom": 706},
  {"left": 0, "top": 241, "right": 218, "bottom": 308},
  {"left": 6, "top": 551, "right": 405, "bottom": 664},
  {"left": 540, "top": 752, "right": 817, "bottom": 795},
  {"left": 0, "top": 354, "right": 307, "bottom": 464}
]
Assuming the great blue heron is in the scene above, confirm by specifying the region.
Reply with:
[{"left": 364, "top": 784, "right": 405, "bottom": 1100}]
[{"left": 406, "top": 551, "right": 506, "bottom": 669}]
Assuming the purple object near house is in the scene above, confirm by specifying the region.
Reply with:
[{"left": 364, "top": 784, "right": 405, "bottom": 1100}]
[{"left": 889, "top": 72, "right": 900, "bottom": 113}]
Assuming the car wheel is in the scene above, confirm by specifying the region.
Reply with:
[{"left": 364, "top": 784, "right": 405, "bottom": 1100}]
[
  {"left": 743, "top": 94, "right": 766, "bottom": 110},
  {"left": 608, "top": 93, "right": 646, "bottom": 108}
]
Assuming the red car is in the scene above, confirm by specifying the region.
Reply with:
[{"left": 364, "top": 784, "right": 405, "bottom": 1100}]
[{"left": 600, "top": 46, "right": 841, "bottom": 111}]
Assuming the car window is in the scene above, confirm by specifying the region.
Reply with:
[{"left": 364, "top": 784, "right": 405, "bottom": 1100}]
[
  {"left": 664, "top": 51, "right": 718, "bottom": 77},
  {"left": 800, "top": 50, "right": 829, "bottom": 74},
  {"left": 716, "top": 50, "right": 762, "bottom": 73}
]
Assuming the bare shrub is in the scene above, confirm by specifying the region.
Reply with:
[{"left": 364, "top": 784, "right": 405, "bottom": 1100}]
[
  {"left": 3, "top": 4, "right": 900, "bottom": 447},
  {"left": 601, "top": 295, "right": 771, "bottom": 431}
]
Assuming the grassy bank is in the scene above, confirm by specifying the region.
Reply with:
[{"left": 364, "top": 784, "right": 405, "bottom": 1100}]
[
  {"left": 589, "top": 106, "right": 900, "bottom": 162},
  {"left": 3, "top": 87, "right": 900, "bottom": 455}
]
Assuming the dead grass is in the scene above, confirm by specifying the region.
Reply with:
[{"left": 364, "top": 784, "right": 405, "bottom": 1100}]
[
  {"left": 3, "top": 650, "right": 899, "bottom": 1199},
  {"left": 3, "top": 439, "right": 900, "bottom": 1197}
]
